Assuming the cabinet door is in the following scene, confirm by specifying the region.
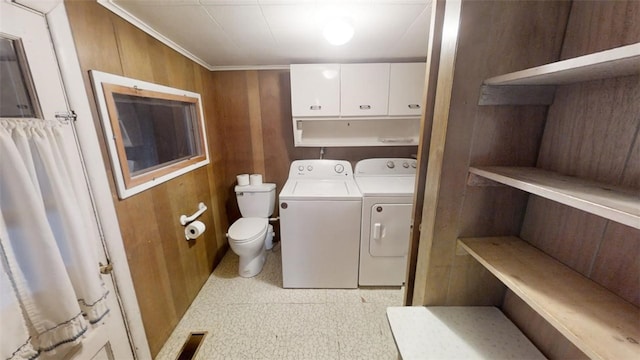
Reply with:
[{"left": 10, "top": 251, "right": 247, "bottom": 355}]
[
  {"left": 290, "top": 64, "right": 340, "bottom": 117},
  {"left": 388, "top": 63, "right": 426, "bottom": 116},
  {"left": 340, "top": 63, "right": 390, "bottom": 116}
]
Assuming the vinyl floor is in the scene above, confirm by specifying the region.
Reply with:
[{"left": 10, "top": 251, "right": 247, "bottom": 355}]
[{"left": 155, "top": 244, "right": 403, "bottom": 360}]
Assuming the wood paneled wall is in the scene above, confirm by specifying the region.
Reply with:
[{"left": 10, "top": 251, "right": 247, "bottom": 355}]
[
  {"left": 64, "top": 1, "right": 228, "bottom": 356},
  {"left": 209, "top": 70, "right": 417, "bottom": 226}
]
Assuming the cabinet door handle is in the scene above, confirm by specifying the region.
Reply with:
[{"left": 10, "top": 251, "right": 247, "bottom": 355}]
[
  {"left": 310, "top": 105, "right": 321, "bottom": 110},
  {"left": 359, "top": 105, "right": 371, "bottom": 110},
  {"left": 408, "top": 104, "right": 420, "bottom": 109}
]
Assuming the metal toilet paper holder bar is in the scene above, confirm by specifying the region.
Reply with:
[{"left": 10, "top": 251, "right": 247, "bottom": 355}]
[{"left": 180, "top": 202, "right": 207, "bottom": 226}]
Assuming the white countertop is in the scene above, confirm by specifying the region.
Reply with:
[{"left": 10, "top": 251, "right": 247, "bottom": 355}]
[{"left": 386, "top": 306, "right": 546, "bottom": 360}]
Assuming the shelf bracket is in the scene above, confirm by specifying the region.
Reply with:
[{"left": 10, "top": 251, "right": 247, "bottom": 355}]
[
  {"left": 466, "top": 172, "right": 505, "bottom": 187},
  {"left": 455, "top": 241, "right": 470, "bottom": 256},
  {"left": 478, "top": 85, "right": 556, "bottom": 106}
]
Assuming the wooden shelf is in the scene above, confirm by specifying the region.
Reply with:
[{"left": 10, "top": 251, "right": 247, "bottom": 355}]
[
  {"left": 458, "top": 236, "right": 640, "bottom": 360},
  {"left": 294, "top": 117, "right": 420, "bottom": 147},
  {"left": 295, "top": 139, "right": 418, "bottom": 147},
  {"left": 484, "top": 43, "right": 640, "bottom": 86},
  {"left": 469, "top": 166, "right": 640, "bottom": 229}
]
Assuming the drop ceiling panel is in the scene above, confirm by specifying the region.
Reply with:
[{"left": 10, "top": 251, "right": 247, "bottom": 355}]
[
  {"left": 201, "top": 0, "right": 259, "bottom": 4},
  {"left": 204, "top": 5, "right": 275, "bottom": 47},
  {"left": 106, "top": 0, "right": 432, "bottom": 69},
  {"left": 115, "top": 0, "right": 201, "bottom": 5},
  {"left": 260, "top": 4, "right": 322, "bottom": 45},
  {"left": 204, "top": 5, "right": 285, "bottom": 64},
  {"left": 389, "top": 3, "right": 431, "bottom": 58},
  {"left": 117, "top": 2, "right": 244, "bottom": 64}
]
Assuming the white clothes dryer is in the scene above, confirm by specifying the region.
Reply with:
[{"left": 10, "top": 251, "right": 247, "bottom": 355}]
[
  {"left": 355, "top": 158, "right": 417, "bottom": 286},
  {"left": 279, "top": 160, "right": 362, "bottom": 288}
]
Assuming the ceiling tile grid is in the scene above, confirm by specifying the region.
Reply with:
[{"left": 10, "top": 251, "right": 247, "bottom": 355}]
[{"left": 108, "top": 0, "right": 432, "bottom": 69}]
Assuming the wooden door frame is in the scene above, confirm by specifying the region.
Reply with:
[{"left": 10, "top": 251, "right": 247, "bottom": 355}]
[{"left": 403, "top": 0, "right": 449, "bottom": 306}]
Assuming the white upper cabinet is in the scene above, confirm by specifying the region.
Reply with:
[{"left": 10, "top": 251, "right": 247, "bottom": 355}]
[
  {"left": 290, "top": 64, "right": 340, "bottom": 117},
  {"left": 289, "top": 62, "right": 425, "bottom": 147},
  {"left": 388, "top": 63, "right": 426, "bottom": 116},
  {"left": 340, "top": 63, "right": 390, "bottom": 116}
]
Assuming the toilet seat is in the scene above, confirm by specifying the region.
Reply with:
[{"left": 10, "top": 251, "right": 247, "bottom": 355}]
[{"left": 228, "top": 218, "right": 268, "bottom": 243}]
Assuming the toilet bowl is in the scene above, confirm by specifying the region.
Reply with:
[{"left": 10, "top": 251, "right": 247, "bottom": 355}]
[
  {"left": 228, "top": 181, "right": 276, "bottom": 277},
  {"left": 228, "top": 217, "right": 268, "bottom": 277}
]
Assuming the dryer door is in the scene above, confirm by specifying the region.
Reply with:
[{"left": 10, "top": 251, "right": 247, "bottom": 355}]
[{"left": 369, "top": 203, "right": 412, "bottom": 256}]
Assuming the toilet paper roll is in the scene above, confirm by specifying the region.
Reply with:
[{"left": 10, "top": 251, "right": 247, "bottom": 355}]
[
  {"left": 185, "top": 220, "right": 206, "bottom": 240},
  {"left": 236, "top": 174, "right": 250, "bottom": 186},
  {"left": 249, "top": 174, "right": 263, "bottom": 185}
]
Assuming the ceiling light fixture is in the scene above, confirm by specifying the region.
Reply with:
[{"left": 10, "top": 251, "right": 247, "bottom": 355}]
[{"left": 323, "top": 18, "right": 354, "bottom": 46}]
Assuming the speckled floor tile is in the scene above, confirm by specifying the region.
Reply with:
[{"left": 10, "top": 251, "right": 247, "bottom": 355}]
[
  {"left": 329, "top": 303, "right": 399, "bottom": 360},
  {"left": 156, "top": 248, "right": 402, "bottom": 360}
]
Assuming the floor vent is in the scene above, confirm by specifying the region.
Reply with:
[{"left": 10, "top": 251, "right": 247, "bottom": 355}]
[{"left": 176, "top": 332, "right": 207, "bottom": 360}]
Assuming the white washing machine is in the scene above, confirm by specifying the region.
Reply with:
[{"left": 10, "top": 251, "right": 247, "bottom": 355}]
[
  {"left": 355, "top": 158, "right": 417, "bottom": 286},
  {"left": 279, "top": 160, "right": 362, "bottom": 288}
]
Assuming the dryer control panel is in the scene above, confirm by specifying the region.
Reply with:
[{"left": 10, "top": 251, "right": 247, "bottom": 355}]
[
  {"left": 355, "top": 158, "right": 417, "bottom": 176},
  {"left": 288, "top": 159, "right": 353, "bottom": 178}
]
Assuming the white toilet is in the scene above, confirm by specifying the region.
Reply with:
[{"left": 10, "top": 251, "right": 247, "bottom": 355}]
[{"left": 227, "top": 183, "right": 276, "bottom": 277}]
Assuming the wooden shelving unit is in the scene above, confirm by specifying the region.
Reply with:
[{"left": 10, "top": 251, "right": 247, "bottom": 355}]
[
  {"left": 484, "top": 43, "right": 640, "bottom": 86},
  {"left": 409, "top": 3, "right": 639, "bottom": 359},
  {"left": 458, "top": 236, "right": 640, "bottom": 360},
  {"left": 469, "top": 166, "right": 640, "bottom": 229}
]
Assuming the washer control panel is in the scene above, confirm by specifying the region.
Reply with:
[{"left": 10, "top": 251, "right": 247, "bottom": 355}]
[
  {"left": 289, "top": 159, "right": 353, "bottom": 178},
  {"left": 355, "top": 158, "right": 417, "bottom": 176}
]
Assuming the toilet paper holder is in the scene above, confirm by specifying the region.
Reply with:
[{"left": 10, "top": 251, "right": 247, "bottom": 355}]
[{"left": 180, "top": 202, "right": 208, "bottom": 226}]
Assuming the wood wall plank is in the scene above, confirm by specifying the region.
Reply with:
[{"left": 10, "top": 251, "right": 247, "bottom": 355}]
[
  {"left": 64, "top": 1, "right": 228, "bottom": 356},
  {"left": 112, "top": 16, "right": 154, "bottom": 82},
  {"left": 152, "top": 181, "right": 190, "bottom": 314},
  {"left": 502, "top": 291, "right": 588, "bottom": 360},
  {"left": 209, "top": 71, "right": 254, "bottom": 221},
  {"left": 201, "top": 70, "right": 230, "bottom": 257},
  {"left": 521, "top": 196, "right": 608, "bottom": 276},
  {"left": 590, "top": 222, "right": 640, "bottom": 307},
  {"left": 560, "top": 0, "right": 640, "bottom": 59},
  {"left": 64, "top": 1, "right": 122, "bottom": 76},
  {"left": 537, "top": 76, "right": 640, "bottom": 184},
  {"left": 458, "top": 188, "right": 530, "bottom": 237},
  {"left": 621, "top": 126, "right": 640, "bottom": 189},
  {"left": 446, "top": 255, "right": 506, "bottom": 306},
  {"left": 258, "top": 70, "right": 297, "bottom": 220},
  {"left": 247, "top": 71, "right": 266, "bottom": 176}
]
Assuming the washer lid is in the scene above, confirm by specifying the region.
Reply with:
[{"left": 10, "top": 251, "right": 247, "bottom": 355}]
[
  {"left": 355, "top": 176, "right": 415, "bottom": 196},
  {"left": 279, "top": 179, "right": 362, "bottom": 200},
  {"left": 228, "top": 218, "right": 268, "bottom": 242}
]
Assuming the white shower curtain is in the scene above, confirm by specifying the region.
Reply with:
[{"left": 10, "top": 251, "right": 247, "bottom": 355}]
[{"left": 0, "top": 118, "right": 109, "bottom": 359}]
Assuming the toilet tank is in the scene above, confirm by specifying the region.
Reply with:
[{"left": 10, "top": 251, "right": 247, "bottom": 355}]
[{"left": 235, "top": 183, "right": 276, "bottom": 217}]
